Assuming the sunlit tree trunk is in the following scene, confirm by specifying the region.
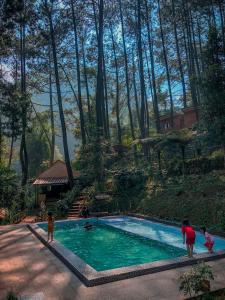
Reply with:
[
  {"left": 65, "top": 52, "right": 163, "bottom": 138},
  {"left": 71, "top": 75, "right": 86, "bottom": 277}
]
[
  {"left": 118, "top": 0, "right": 135, "bottom": 140},
  {"left": 182, "top": 0, "right": 199, "bottom": 119},
  {"left": 171, "top": 0, "right": 187, "bottom": 108},
  {"left": 103, "top": 53, "right": 110, "bottom": 139},
  {"left": 158, "top": 0, "right": 174, "bottom": 128},
  {"left": 132, "top": 49, "right": 141, "bottom": 132},
  {"left": 95, "top": 0, "right": 104, "bottom": 134},
  {"left": 137, "top": 0, "right": 147, "bottom": 140},
  {"left": 19, "top": 16, "right": 28, "bottom": 186},
  {"left": 45, "top": 0, "right": 74, "bottom": 188},
  {"left": 49, "top": 50, "right": 55, "bottom": 165},
  {"left": 8, "top": 136, "right": 14, "bottom": 168},
  {"left": 70, "top": 0, "right": 86, "bottom": 145},
  {"left": 81, "top": 37, "right": 91, "bottom": 125},
  {"left": 144, "top": 0, "right": 160, "bottom": 133},
  {"left": 80, "top": 39, "right": 91, "bottom": 125},
  {"left": 110, "top": 23, "right": 122, "bottom": 144}
]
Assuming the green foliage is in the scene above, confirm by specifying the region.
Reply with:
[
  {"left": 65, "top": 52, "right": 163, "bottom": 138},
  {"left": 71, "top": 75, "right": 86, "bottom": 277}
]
[
  {"left": 113, "top": 169, "right": 147, "bottom": 190},
  {"left": 56, "top": 200, "right": 69, "bottom": 217},
  {"left": 179, "top": 262, "right": 214, "bottom": 297},
  {"left": 201, "top": 27, "right": 225, "bottom": 148},
  {"left": 112, "top": 168, "right": 148, "bottom": 212},
  {"left": 0, "top": 83, "right": 23, "bottom": 140},
  {"left": 0, "top": 164, "right": 36, "bottom": 223},
  {"left": 139, "top": 172, "right": 225, "bottom": 232},
  {"left": 0, "top": 164, "right": 19, "bottom": 208},
  {"left": 167, "top": 156, "right": 224, "bottom": 176},
  {"left": 56, "top": 185, "right": 82, "bottom": 217}
]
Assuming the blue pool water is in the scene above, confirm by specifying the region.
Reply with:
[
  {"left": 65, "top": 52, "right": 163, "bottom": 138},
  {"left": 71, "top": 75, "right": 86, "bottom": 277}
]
[
  {"left": 38, "top": 216, "right": 225, "bottom": 271},
  {"left": 101, "top": 216, "right": 225, "bottom": 253}
]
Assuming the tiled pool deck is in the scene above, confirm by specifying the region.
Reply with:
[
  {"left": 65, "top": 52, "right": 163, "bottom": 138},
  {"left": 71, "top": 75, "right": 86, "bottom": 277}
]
[{"left": 1, "top": 223, "right": 225, "bottom": 300}]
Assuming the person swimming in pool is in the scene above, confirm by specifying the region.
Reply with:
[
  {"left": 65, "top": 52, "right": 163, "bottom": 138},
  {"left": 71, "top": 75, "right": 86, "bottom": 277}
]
[{"left": 84, "top": 222, "right": 93, "bottom": 230}]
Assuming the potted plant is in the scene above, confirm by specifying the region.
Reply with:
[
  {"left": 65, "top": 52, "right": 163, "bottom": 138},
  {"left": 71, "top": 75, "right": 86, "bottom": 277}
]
[{"left": 179, "top": 262, "right": 214, "bottom": 298}]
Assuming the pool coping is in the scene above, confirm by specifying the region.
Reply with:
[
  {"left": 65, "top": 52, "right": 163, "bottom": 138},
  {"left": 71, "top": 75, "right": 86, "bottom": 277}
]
[{"left": 27, "top": 218, "right": 225, "bottom": 287}]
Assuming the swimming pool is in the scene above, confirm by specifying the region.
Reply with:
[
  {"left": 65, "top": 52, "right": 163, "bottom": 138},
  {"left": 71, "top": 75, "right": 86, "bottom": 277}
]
[
  {"left": 31, "top": 215, "right": 225, "bottom": 286},
  {"left": 39, "top": 219, "right": 186, "bottom": 271}
]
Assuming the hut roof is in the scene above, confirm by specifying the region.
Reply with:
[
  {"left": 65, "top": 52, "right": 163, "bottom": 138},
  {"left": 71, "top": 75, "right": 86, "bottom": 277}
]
[{"left": 33, "top": 160, "right": 80, "bottom": 185}]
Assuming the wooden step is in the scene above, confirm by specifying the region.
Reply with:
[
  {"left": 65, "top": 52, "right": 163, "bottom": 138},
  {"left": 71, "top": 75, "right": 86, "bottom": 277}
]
[
  {"left": 67, "top": 215, "right": 79, "bottom": 218},
  {"left": 72, "top": 203, "right": 81, "bottom": 207}
]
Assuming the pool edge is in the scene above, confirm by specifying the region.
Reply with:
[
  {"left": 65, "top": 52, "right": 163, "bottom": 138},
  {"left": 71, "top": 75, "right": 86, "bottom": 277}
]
[{"left": 27, "top": 220, "right": 225, "bottom": 287}]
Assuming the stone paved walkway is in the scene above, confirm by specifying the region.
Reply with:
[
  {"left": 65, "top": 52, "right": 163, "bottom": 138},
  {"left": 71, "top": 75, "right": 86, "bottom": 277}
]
[{"left": 1, "top": 225, "right": 225, "bottom": 300}]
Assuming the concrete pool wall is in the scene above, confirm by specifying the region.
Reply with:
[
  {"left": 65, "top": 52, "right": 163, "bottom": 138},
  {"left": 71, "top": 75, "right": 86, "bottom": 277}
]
[{"left": 28, "top": 216, "right": 225, "bottom": 287}]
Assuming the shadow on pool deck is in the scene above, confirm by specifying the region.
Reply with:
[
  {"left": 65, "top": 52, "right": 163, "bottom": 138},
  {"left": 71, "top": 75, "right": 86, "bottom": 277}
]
[{"left": 1, "top": 224, "right": 225, "bottom": 300}]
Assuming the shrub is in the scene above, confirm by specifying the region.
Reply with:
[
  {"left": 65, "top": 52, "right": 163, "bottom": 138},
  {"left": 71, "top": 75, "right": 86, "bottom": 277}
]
[
  {"left": 56, "top": 185, "right": 82, "bottom": 217},
  {"left": 179, "top": 262, "right": 214, "bottom": 297},
  {"left": 56, "top": 200, "right": 69, "bottom": 217},
  {"left": 167, "top": 156, "right": 224, "bottom": 176},
  {"left": 113, "top": 169, "right": 147, "bottom": 191},
  {"left": 0, "top": 165, "right": 20, "bottom": 209},
  {"left": 62, "top": 186, "right": 81, "bottom": 206},
  {"left": 112, "top": 168, "right": 148, "bottom": 212}
]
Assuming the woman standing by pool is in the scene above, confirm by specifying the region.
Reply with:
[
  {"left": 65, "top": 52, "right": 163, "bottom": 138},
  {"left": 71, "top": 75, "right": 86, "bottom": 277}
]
[{"left": 181, "top": 219, "right": 196, "bottom": 258}]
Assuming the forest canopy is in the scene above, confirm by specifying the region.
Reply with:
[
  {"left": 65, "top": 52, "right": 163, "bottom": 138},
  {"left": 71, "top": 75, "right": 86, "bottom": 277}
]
[{"left": 1, "top": 0, "right": 225, "bottom": 188}]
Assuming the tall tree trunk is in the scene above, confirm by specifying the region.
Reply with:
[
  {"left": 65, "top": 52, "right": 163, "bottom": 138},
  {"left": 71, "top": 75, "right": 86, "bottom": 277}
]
[
  {"left": 49, "top": 51, "right": 55, "bottom": 165},
  {"left": 158, "top": 0, "right": 174, "bottom": 129},
  {"left": 92, "top": 0, "right": 108, "bottom": 139},
  {"left": 8, "top": 136, "right": 14, "bottom": 168},
  {"left": 118, "top": 0, "right": 135, "bottom": 140},
  {"left": 219, "top": 0, "right": 225, "bottom": 52},
  {"left": 182, "top": 0, "right": 199, "bottom": 119},
  {"left": 71, "top": 0, "right": 86, "bottom": 145},
  {"left": 189, "top": 9, "right": 201, "bottom": 82},
  {"left": 137, "top": 0, "right": 146, "bottom": 141},
  {"left": 81, "top": 37, "right": 91, "bottom": 125},
  {"left": 110, "top": 23, "right": 122, "bottom": 144},
  {"left": 144, "top": 0, "right": 160, "bottom": 133},
  {"left": 196, "top": 18, "right": 204, "bottom": 72},
  {"left": 45, "top": 0, "right": 74, "bottom": 188},
  {"left": 132, "top": 49, "right": 141, "bottom": 132},
  {"left": 103, "top": 53, "right": 110, "bottom": 139},
  {"left": 95, "top": 0, "right": 104, "bottom": 134},
  {"left": 20, "top": 17, "right": 28, "bottom": 186},
  {"left": 171, "top": 0, "right": 187, "bottom": 108},
  {"left": 143, "top": 46, "right": 153, "bottom": 102}
]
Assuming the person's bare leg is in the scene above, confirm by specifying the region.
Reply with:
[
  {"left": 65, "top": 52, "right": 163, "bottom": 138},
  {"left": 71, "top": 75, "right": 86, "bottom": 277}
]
[
  {"left": 48, "top": 232, "right": 50, "bottom": 242},
  {"left": 186, "top": 245, "right": 190, "bottom": 257},
  {"left": 51, "top": 232, "right": 53, "bottom": 241},
  {"left": 209, "top": 245, "right": 214, "bottom": 254},
  {"left": 190, "top": 244, "right": 194, "bottom": 258}
]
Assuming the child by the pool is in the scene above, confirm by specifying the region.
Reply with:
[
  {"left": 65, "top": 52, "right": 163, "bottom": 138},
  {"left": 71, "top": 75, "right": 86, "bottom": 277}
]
[
  {"left": 200, "top": 226, "right": 214, "bottom": 253},
  {"left": 47, "top": 211, "right": 54, "bottom": 242},
  {"left": 181, "top": 219, "right": 196, "bottom": 258}
]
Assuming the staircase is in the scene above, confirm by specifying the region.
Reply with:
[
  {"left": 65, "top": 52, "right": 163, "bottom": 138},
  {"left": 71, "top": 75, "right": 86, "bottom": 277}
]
[{"left": 67, "top": 195, "right": 86, "bottom": 219}]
